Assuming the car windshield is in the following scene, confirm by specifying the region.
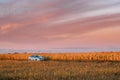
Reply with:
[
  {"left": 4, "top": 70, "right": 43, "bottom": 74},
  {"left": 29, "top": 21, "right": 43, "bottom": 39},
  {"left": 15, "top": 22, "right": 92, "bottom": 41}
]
[
  {"left": 35, "top": 56, "right": 39, "bottom": 57},
  {"left": 30, "top": 55, "right": 41, "bottom": 58}
]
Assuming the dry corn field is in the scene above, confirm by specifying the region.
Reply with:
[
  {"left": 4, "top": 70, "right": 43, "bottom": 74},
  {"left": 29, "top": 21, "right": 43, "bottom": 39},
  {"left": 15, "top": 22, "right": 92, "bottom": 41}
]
[
  {"left": 0, "top": 52, "right": 120, "bottom": 80},
  {"left": 0, "top": 52, "right": 120, "bottom": 61}
]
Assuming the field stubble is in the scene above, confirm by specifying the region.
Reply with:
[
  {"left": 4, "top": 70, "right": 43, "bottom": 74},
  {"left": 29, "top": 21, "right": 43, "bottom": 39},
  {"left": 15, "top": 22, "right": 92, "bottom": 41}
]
[
  {"left": 0, "top": 52, "right": 120, "bottom": 80},
  {"left": 0, "top": 61, "right": 120, "bottom": 80}
]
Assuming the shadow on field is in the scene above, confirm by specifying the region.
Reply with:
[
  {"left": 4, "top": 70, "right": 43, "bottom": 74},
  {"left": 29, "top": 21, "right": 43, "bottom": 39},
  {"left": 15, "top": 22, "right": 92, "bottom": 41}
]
[{"left": 44, "top": 57, "right": 51, "bottom": 61}]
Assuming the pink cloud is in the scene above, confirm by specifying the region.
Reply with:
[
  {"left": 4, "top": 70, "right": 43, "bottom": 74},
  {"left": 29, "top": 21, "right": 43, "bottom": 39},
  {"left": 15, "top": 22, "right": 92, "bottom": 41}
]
[{"left": 0, "top": 0, "right": 120, "bottom": 49}]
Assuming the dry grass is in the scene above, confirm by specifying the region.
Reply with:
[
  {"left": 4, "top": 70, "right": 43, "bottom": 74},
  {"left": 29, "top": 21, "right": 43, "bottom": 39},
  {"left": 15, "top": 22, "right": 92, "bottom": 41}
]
[
  {"left": 0, "top": 52, "right": 120, "bottom": 80},
  {"left": 0, "top": 52, "right": 120, "bottom": 61},
  {"left": 0, "top": 61, "right": 120, "bottom": 80}
]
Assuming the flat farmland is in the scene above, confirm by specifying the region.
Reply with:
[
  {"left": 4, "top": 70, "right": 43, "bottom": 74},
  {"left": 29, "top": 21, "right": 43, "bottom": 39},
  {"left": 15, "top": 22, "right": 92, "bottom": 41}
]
[
  {"left": 0, "top": 52, "right": 120, "bottom": 80},
  {"left": 0, "top": 60, "right": 120, "bottom": 80}
]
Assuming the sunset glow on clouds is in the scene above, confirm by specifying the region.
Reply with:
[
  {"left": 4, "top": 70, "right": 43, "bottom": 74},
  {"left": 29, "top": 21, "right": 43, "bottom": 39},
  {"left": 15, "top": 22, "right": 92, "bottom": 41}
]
[{"left": 0, "top": 0, "right": 120, "bottom": 50}]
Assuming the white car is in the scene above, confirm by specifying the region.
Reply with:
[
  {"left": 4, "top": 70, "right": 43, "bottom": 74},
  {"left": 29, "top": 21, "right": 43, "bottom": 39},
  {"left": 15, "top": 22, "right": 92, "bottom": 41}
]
[{"left": 28, "top": 55, "right": 44, "bottom": 61}]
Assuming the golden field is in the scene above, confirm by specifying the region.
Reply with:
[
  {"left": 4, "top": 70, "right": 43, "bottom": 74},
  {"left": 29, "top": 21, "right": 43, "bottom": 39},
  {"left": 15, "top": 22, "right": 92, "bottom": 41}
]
[
  {"left": 0, "top": 60, "right": 120, "bottom": 80},
  {"left": 0, "top": 52, "right": 120, "bottom": 61},
  {"left": 0, "top": 52, "right": 120, "bottom": 80}
]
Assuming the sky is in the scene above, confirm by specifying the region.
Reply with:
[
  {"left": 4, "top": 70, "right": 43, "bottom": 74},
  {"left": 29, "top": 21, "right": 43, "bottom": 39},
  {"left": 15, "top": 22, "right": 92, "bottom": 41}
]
[{"left": 0, "top": 0, "right": 120, "bottom": 50}]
